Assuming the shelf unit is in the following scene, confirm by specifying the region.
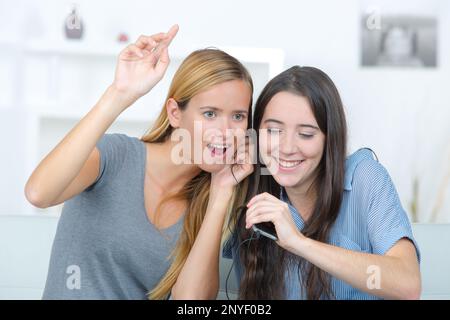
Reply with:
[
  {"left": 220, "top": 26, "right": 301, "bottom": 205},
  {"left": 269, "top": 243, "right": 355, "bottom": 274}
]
[{"left": 0, "top": 39, "right": 285, "bottom": 216}]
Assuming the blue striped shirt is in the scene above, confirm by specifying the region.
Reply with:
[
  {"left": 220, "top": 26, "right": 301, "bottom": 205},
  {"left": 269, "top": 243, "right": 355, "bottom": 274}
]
[{"left": 223, "top": 148, "right": 421, "bottom": 300}]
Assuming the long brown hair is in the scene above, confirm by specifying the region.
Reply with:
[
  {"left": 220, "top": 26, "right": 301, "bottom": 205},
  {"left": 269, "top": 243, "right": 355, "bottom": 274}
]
[
  {"left": 143, "top": 48, "right": 253, "bottom": 299},
  {"left": 236, "top": 66, "right": 347, "bottom": 299}
]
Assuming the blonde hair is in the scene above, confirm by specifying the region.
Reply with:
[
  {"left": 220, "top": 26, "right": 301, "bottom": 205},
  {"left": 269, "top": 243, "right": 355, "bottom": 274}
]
[{"left": 142, "top": 48, "right": 253, "bottom": 299}]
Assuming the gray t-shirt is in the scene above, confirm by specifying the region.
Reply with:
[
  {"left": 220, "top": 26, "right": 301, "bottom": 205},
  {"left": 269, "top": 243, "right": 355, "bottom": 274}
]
[{"left": 43, "top": 133, "right": 183, "bottom": 300}]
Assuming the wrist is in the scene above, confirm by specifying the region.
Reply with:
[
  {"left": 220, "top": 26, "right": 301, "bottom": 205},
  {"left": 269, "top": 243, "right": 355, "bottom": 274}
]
[
  {"left": 286, "top": 231, "right": 311, "bottom": 257},
  {"left": 209, "top": 185, "right": 233, "bottom": 203},
  {"left": 207, "top": 187, "right": 233, "bottom": 213},
  {"left": 106, "top": 83, "right": 139, "bottom": 111}
]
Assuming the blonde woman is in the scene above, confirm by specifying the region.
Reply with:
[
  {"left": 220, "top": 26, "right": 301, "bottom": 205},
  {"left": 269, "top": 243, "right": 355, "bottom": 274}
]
[{"left": 25, "top": 25, "right": 254, "bottom": 299}]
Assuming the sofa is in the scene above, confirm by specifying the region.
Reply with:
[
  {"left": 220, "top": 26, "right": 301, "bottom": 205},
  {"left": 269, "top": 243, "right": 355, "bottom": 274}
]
[{"left": 0, "top": 215, "right": 448, "bottom": 300}]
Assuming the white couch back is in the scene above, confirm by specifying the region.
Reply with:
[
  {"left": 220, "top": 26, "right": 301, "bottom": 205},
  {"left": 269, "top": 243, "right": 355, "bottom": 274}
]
[{"left": 0, "top": 215, "right": 448, "bottom": 299}]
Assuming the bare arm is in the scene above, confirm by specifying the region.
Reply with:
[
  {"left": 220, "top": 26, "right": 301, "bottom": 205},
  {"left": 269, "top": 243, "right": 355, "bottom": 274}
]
[
  {"left": 246, "top": 192, "right": 422, "bottom": 300},
  {"left": 24, "top": 87, "right": 126, "bottom": 208},
  {"left": 293, "top": 237, "right": 421, "bottom": 299},
  {"left": 25, "top": 26, "right": 179, "bottom": 208},
  {"left": 171, "top": 138, "right": 254, "bottom": 299},
  {"left": 171, "top": 189, "right": 234, "bottom": 299}
]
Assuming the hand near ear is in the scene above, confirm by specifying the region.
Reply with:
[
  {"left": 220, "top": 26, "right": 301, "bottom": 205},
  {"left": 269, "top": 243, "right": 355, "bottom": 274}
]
[{"left": 210, "top": 134, "right": 255, "bottom": 199}]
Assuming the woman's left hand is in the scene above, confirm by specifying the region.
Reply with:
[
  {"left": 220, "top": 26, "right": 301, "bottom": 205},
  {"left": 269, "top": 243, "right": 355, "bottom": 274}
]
[
  {"left": 210, "top": 135, "right": 254, "bottom": 198},
  {"left": 246, "top": 192, "right": 306, "bottom": 251}
]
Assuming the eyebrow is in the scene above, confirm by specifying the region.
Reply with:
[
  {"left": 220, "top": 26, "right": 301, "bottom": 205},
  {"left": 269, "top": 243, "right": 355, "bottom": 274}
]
[
  {"left": 263, "top": 119, "right": 319, "bottom": 130},
  {"left": 200, "top": 106, "right": 249, "bottom": 113}
]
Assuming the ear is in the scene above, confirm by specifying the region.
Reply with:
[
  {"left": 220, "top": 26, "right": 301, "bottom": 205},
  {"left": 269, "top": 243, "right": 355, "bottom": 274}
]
[{"left": 166, "top": 98, "right": 182, "bottom": 128}]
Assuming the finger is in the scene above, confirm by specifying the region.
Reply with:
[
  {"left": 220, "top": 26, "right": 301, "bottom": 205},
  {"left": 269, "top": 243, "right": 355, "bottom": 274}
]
[
  {"left": 247, "top": 136, "right": 257, "bottom": 164},
  {"left": 234, "top": 129, "right": 247, "bottom": 148},
  {"left": 236, "top": 130, "right": 248, "bottom": 146},
  {"left": 246, "top": 204, "right": 279, "bottom": 222},
  {"left": 245, "top": 142, "right": 256, "bottom": 166},
  {"left": 246, "top": 205, "right": 278, "bottom": 221},
  {"left": 154, "top": 46, "right": 170, "bottom": 76},
  {"left": 247, "top": 192, "right": 275, "bottom": 207},
  {"left": 165, "top": 24, "right": 179, "bottom": 43},
  {"left": 135, "top": 35, "right": 157, "bottom": 50},
  {"left": 242, "top": 163, "right": 254, "bottom": 176},
  {"left": 136, "top": 32, "right": 168, "bottom": 47},
  {"left": 246, "top": 213, "right": 276, "bottom": 229},
  {"left": 149, "top": 32, "right": 168, "bottom": 42},
  {"left": 122, "top": 44, "right": 144, "bottom": 58},
  {"left": 142, "top": 49, "right": 152, "bottom": 56},
  {"left": 233, "top": 135, "right": 245, "bottom": 155},
  {"left": 230, "top": 163, "right": 254, "bottom": 183},
  {"left": 235, "top": 148, "right": 248, "bottom": 164},
  {"left": 151, "top": 24, "right": 179, "bottom": 57},
  {"left": 247, "top": 200, "right": 279, "bottom": 213},
  {"left": 235, "top": 136, "right": 249, "bottom": 163},
  {"left": 147, "top": 41, "right": 169, "bottom": 66}
]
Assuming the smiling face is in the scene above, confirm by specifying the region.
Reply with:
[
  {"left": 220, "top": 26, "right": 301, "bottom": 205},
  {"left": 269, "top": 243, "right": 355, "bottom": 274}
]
[
  {"left": 259, "top": 91, "right": 325, "bottom": 190},
  {"left": 168, "top": 79, "right": 252, "bottom": 173}
]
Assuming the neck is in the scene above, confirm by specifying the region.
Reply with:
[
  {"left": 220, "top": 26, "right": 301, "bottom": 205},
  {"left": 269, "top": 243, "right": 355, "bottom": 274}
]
[
  {"left": 285, "top": 181, "right": 317, "bottom": 222},
  {"left": 146, "top": 139, "right": 202, "bottom": 193}
]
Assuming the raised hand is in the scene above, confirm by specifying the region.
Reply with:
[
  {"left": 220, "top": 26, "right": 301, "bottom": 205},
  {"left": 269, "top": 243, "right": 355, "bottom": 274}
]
[{"left": 112, "top": 24, "right": 179, "bottom": 107}]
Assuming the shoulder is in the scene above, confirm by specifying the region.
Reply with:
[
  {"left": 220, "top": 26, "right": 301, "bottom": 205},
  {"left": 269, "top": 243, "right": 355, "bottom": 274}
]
[
  {"left": 97, "top": 133, "right": 144, "bottom": 157},
  {"left": 98, "top": 133, "right": 140, "bottom": 147},
  {"left": 90, "top": 133, "right": 144, "bottom": 190},
  {"left": 344, "top": 148, "right": 391, "bottom": 193}
]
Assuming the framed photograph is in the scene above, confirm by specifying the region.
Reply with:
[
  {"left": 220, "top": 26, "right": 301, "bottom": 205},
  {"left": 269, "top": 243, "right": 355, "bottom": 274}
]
[{"left": 361, "top": 13, "right": 437, "bottom": 68}]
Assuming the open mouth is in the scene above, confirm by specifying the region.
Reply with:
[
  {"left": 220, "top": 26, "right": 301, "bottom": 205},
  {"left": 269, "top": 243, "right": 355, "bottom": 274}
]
[
  {"left": 273, "top": 158, "right": 305, "bottom": 170},
  {"left": 207, "top": 143, "right": 232, "bottom": 157}
]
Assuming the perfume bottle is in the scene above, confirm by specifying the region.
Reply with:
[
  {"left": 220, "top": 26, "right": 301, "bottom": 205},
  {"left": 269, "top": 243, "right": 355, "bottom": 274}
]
[{"left": 64, "top": 5, "right": 84, "bottom": 39}]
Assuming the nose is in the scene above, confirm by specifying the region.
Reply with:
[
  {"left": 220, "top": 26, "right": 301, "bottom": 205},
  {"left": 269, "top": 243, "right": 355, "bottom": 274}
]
[
  {"left": 218, "top": 117, "right": 233, "bottom": 138},
  {"left": 279, "top": 131, "right": 298, "bottom": 155},
  {"left": 208, "top": 117, "right": 232, "bottom": 143},
  {"left": 221, "top": 116, "right": 232, "bottom": 130}
]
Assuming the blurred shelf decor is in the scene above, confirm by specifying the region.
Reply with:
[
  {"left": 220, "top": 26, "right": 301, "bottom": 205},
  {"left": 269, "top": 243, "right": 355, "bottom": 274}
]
[{"left": 64, "top": 4, "right": 84, "bottom": 40}]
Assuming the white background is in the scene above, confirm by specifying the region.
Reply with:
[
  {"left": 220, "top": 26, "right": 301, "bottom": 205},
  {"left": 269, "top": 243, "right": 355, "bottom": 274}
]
[{"left": 0, "top": 0, "right": 449, "bottom": 222}]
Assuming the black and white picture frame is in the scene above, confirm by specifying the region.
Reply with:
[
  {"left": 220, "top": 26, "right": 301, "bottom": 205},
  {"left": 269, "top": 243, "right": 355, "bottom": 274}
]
[{"left": 361, "top": 9, "right": 437, "bottom": 68}]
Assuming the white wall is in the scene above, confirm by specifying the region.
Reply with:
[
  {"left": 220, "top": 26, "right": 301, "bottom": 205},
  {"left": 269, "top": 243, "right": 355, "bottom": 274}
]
[{"left": 1, "top": 0, "right": 449, "bottom": 221}]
